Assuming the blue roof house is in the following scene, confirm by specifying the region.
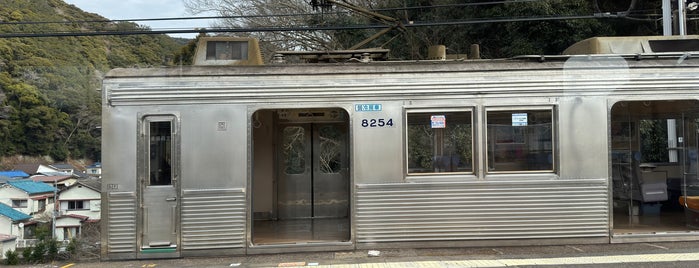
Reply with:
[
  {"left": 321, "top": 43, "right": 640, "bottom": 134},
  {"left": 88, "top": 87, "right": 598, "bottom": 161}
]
[
  {"left": 0, "top": 170, "right": 30, "bottom": 179},
  {"left": 0, "top": 180, "right": 57, "bottom": 216},
  {"left": 0, "top": 202, "right": 31, "bottom": 239},
  {"left": 0, "top": 170, "right": 31, "bottom": 185}
]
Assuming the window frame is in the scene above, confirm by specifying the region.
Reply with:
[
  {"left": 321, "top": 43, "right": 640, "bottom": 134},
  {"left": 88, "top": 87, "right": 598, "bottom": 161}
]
[
  {"left": 11, "top": 199, "right": 28, "bottom": 208},
  {"left": 484, "top": 105, "right": 557, "bottom": 175},
  {"left": 205, "top": 41, "right": 249, "bottom": 61},
  {"left": 67, "top": 200, "right": 87, "bottom": 210},
  {"left": 404, "top": 107, "right": 476, "bottom": 178},
  {"left": 138, "top": 113, "right": 180, "bottom": 188}
]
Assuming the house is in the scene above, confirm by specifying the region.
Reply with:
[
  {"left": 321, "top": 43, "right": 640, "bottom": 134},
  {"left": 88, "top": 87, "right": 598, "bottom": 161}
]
[
  {"left": 0, "top": 170, "right": 30, "bottom": 180},
  {"left": 0, "top": 234, "right": 18, "bottom": 259},
  {"left": 55, "top": 214, "right": 88, "bottom": 241},
  {"left": 0, "top": 202, "right": 31, "bottom": 242},
  {"left": 0, "top": 170, "right": 30, "bottom": 185},
  {"left": 48, "top": 163, "right": 91, "bottom": 178},
  {"left": 0, "top": 180, "right": 57, "bottom": 217},
  {"left": 30, "top": 175, "right": 78, "bottom": 191},
  {"left": 49, "top": 163, "right": 78, "bottom": 174},
  {"left": 85, "top": 162, "right": 101, "bottom": 178},
  {"left": 12, "top": 164, "right": 60, "bottom": 176},
  {"left": 58, "top": 179, "right": 101, "bottom": 221}
]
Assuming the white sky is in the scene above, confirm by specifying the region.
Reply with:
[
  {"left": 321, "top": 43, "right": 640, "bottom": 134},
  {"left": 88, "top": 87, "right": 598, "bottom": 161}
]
[{"left": 63, "top": 0, "right": 215, "bottom": 38}]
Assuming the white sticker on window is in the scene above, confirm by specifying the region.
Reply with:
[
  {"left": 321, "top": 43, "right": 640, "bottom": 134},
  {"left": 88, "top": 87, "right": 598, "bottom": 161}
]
[
  {"left": 431, "top": 115, "right": 446, "bottom": 128},
  {"left": 512, "top": 113, "right": 528, "bottom": 126}
]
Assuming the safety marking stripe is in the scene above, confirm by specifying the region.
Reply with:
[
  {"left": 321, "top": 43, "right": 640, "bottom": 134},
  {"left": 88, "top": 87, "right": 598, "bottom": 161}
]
[{"left": 304, "top": 252, "right": 699, "bottom": 267}]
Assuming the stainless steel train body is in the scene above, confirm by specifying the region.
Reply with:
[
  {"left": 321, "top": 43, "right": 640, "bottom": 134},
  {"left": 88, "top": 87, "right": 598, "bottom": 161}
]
[{"left": 100, "top": 47, "right": 699, "bottom": 259}]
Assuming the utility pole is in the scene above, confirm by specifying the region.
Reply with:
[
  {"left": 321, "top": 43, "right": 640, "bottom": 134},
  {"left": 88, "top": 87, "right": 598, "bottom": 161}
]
[
  {"left": 663, "top": 0, "right": 673, "bottom": 35},
  {"left": 52, "top": 178, "right": 57, "bottom": 239},
  {"left": 679, "top": 0, "right": 687, "bottom": 35},
  {"left": 662, "top": 0, "right": 695, "bottom": 35}
]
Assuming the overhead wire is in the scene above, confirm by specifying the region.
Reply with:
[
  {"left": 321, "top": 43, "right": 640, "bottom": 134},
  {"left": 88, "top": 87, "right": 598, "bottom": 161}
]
[
  {"left": 0, "top": 0, "right": 668, "bottom": 38},
  {"left": 0, "top": 14, "right": 612, "bottom": 38},
  {"left": 0, "top": 0, "right": 568, "bottom": 27}
]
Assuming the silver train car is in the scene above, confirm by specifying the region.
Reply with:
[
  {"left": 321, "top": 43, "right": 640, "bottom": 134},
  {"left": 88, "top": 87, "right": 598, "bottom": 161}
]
[{"left": 101, "top": 36, "right": 699, "bottom": 259}]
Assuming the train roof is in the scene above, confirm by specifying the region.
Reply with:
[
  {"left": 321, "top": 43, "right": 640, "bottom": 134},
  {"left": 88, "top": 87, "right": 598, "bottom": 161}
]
[
  {"left": 562, "top": 35, "right": 699, "bottom": 55},
  {"left": 106, "top": 53, "right": 699, "bottom": 78}
]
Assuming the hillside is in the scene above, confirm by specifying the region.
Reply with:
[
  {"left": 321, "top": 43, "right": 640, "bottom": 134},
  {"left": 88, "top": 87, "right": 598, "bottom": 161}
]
[{"left": 0, "top": 0, "right": 187, "bottom": 166}]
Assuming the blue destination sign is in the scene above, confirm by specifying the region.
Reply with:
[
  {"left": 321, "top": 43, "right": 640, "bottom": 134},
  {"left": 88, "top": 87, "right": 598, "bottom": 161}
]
[{"left": 355, "top": 104, "right": 382, "bottom": 112}]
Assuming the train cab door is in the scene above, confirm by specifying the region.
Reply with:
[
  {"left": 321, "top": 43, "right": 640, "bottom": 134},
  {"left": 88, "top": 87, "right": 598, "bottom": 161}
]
[{"left": 138, "top": 116, "right": 180, "bottom": 257}]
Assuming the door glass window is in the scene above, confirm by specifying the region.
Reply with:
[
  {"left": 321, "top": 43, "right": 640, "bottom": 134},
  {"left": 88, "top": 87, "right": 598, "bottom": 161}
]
[
  {"left": 149, "top": 121, "right": 172, "bottom": 185},
  {"left": 407, "top": 111, "right": 473, "bottom": 174},
  {"left": 487, "top": 109, "right": 554, "bottom": 172},
  {"left": 639, "top": 119, "right": 672, "bottom": 163},
  {"left": 283, "top": 126, "right": 306, "bottom": 174},
  {"left": 319, "top": 125, "right": 343, "bottom": 174}
]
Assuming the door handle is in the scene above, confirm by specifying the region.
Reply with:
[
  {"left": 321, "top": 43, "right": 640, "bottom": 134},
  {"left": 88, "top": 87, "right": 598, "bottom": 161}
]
[{"left": 165, "top": 197, "right": 177, "bottom": 201}]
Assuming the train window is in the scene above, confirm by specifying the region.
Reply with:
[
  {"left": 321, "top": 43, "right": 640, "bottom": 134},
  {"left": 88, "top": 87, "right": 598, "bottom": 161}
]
[
  {"left": 282, "top": 126, "right": 307, "bottom": 174},
  {"left": 319, "top": 125, "right": 343, "bottom": 174},
  {"left": 407, "top": 111, "right": 473, "bottom": 174},
  {"left": 149, "top": 121, "right": 172, "bottom": 185},
  {"left": 206, "top": 41, "right": 248, "bottom": 60},
  {"left": 486, "top": 109, "right": 554, "bottom": 172}
]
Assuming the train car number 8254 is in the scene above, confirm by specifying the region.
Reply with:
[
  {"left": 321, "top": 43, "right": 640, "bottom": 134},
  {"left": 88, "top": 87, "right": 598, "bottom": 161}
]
[{"left": 361, "top": 118, "right": 394, "bottom": 128}]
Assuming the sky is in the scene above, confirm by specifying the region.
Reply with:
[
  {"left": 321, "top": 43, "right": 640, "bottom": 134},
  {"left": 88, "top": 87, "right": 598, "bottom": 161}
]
[{"left": 62, "top": 0, "right": 215, "bottom": 38}]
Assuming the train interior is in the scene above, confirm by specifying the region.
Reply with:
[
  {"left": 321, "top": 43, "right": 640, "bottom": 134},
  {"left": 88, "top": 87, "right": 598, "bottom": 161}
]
[
  {"left": 611, "top": 100, "right": 699, "bottom": 235},
  {"left": 251, "top": 108, "right": 351, "bottom": 245}
]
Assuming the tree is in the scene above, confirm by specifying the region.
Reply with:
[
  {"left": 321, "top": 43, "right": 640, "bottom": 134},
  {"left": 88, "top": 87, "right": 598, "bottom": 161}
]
[
  {"left": 0, "top": 0, "right": 184, "bottom": 160},
  {"left": 183, "top": 0, "right": 618, "bottom": 59},
  {"left": 184, "top": 0, "right": 387, "bottom": 55},
  {"left": 1, "top": 76, "right": 71, "bottom": 159}
]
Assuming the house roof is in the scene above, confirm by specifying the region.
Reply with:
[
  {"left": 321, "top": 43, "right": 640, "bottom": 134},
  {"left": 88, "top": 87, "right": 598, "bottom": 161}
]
[
  {"left": 31, "top": 175, "right": 74, "bottom": 183},
  {"left": 73, "top": 171, "right": 90, "bottom": 179},
  {"left": 59, "top": 214, "right": 89, "bottom": 221},
  {"left": 87, "top": 162, "right": 101, "bottom": 168},
  {"left": 12, "top": 164, "right": 59, "bottom": 175},
  {"left": 50, "top": 163, "right": 77, "bottom": 170},
  {"left": 0, "top": 170, "right": 30, "bottom": 178},
  {"left": 38, "top": 171, "right": 73, "bottom": 177},
  {"left": 0, "top": 234, "right": 17, "bottom": 242},
  {"left": 0, "top": 202, "right": 31, "bottom": 221},
  {"left": 12, "top": 164, "right": 41, "bottom": 175},
  {"left": 0, "top": 176, "right": 11, "bottom": 184},
  {"left": 72, "top": 178, "right": 101, "bottom": 192},
  {"left": 7, "top": 180, "right": 57, "bottom": 194}
]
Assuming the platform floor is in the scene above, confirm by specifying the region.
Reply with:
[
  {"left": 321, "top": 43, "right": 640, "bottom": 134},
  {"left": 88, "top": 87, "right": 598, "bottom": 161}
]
[
  {"left": 613, "top": 206, "right": 696, "bottom": 234},
  {"left": 252, "top": 218, "right": 350, "bottom": 245}
]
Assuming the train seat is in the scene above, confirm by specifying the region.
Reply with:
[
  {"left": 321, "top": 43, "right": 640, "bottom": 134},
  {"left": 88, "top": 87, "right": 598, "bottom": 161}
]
[{"left": 680, "top": 196, "right": 699, "bottom": 210}]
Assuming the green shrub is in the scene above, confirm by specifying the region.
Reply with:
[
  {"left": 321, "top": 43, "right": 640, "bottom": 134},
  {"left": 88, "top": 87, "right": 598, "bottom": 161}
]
[
  {"left": 4, "top": 249, "right": 19, "bottom": 265},
  {"left": 66, "top": 238, "right": 78, "bottom": 255},
  {"left": 21, "top": 247, "right": 32, "bottom": 261},
  {"left": 29, "top": 241, "right": 45, "bottom": 263},
  {"left": 46, "top": 238, "right": 58, "bottom": 261}
]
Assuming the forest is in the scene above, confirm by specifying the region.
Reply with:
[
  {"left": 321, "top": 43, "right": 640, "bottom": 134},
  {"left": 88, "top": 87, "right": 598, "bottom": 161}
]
[
  {"left": 1, "top": 0, "right": 698, "bottom": 165},
  {"left": 0, "top": 0, "right": 185, "bottom": 164}
]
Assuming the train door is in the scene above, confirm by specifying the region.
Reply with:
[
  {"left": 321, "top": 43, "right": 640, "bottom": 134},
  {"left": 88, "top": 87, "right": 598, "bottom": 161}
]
[
  {"left": 277, "top": 123, "right": 349, "bottom": 220},
  {"left": 138, "top": 115, "right": 180, "bottom": 257},
  {"left": 251, "top": 108, "right": 350, "bottom": 245},
  {"left": 611, "top": 100, "right": 699, "bottom": 238},
  {"left": 680, "top": 112, "right": 699, "bottom": 227}
]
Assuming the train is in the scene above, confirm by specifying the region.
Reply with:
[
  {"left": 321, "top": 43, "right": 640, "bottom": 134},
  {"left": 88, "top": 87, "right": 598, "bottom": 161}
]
[{"left": 100, "top": 35, "right": 699, "bottom": 259}]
